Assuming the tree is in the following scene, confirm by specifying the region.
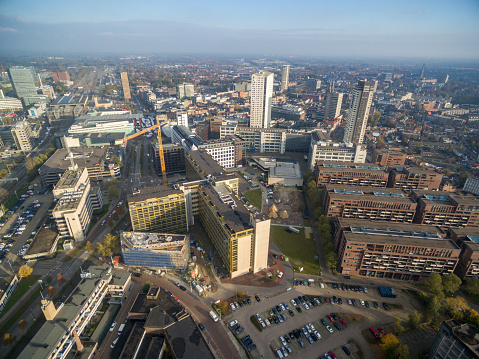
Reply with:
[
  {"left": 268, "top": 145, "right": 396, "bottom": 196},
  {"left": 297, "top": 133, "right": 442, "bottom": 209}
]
[
  {"left": 423, "top": 273, "right": 443, "bottom": 294},
  {"left": 408, "top": 310, "right": 421, "bottom": 330},
  {"left": 2, "top": 333, "right": 16, "bottom": 349},
  {"left": 57, "top": 273, "right": 66, "bottom": 285},
  {"left": 464, "top": 309, "right": 479, "bottom": 328},
  {"left": 142, "top": 282, "right": 152, "bottom": 293},
  {"left": 445, "top": 297, "right": 470, "bottom": 320},
  {"left": 107, "top": 186, "right": 119, "bottom": 201},
  {"left": 442, "top": 273, "right": 462, "bottom": 295},
  {"left": 17, "top": 319, "right": 28, "bottom": 337},
  {"left": 380, "top": 333, "right": 400, "bottom": 354},
  {"left": 112, "top": 155, "right": 123, "bottom": 168},
  {"left": 465, "top": 277, "right": 479, "bottom": 295},
  {"left": 18, "top": 265, "right": 33, "bottom": 278},
  {"left": 427, "top": 295, "right": 442, "bottom": 318},
  {"left": 86, "top": 241, "right": 93, "bottom": 252},
  {"left": 48, "top": 286, "right": 56, "bottom": 298},
  {"left": 392, "top": 344, "right": 412, "bottom": 359},
  {"left": 394, "top": 317, "right": 405, "bottom": 334}
]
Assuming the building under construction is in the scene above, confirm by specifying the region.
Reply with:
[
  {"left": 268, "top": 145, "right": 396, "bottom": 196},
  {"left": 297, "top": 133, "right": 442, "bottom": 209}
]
[{"left": 121, "top": 231, "right": 190, "bottom": 270}]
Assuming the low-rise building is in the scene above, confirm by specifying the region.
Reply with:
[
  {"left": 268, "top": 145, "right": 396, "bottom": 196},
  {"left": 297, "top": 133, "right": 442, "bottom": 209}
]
[
  {"left": 335, "top": 219, "right": 459, "bottom": 280},
  {"left": 271, "top": 104, "right": 305, "bottom": 121},
  {"left": 121, "top": 232, "right": 189, "bottom": 270},
  {"left": 251, "top": 156, "right": 303, "bottom": 186},
  {"left": 388, "top": 166, "right": 444, "bottom": 190},
  {"left": 449, "top": 228, "right": 479, "bottom": 279},
  {"left": 429, "top": 320, "right": 479, "bottom": 359},
  {"left": 463, "top": 177, "right": 479, "bottom": 196},
  {"left": 23, "top": 227, "right": 60, "bottom": 260},
  {"left": 314, "top": 162, "right": 389, "bottom": 187},
  {"left": 371, "top": 148, "right": 407, "bottom": 167},
  {"left": 47, "top": 94, "right": 89, "bottom": 122},
  {"left": 151, "top": 142, "right": 185, "bottom": 176},
  {"left": 0, "top": 272, "right": 19, "bottom": 315}
]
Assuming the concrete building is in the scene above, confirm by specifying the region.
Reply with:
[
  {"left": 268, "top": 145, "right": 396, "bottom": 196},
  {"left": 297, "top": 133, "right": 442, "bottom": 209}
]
[
  {"left": 308, "top": 131, "right": 367, "bottom": 170},
  {"left": 177, "top": 83, "right": 195, "bottom": 99},
  {"left": 314, "top": 162, "right": 389, "bottom": 188},
  {"left": 51, "top": 168, "right": 100, "bottom": 241},
  {"left": 324, "top": 91, "right": 343, "bottom": 121},
  {"left": 250, "top": 70, "right": 274, "bottom": 128},
  {"left": 343, "top": 80, "right": 375, "bottom": 144},
  {"left": 450, "top": 228, "right": 479, "bottom": 279},
  {"left": 121, "top": 232, "right": 189, "bottom": 270},
  {"left": 39, "top": 147, "right": 121, "bottom": 186},
  {"left": 176, "top": 111, "right": 188, "bottom": 127},
  {"left": 271, "top": 104, "right": 305, "bottom": 121},
  {"left": 0, "top": 273, "right": 19, "bottom": 316},
  {"left": 221, "top": 124, "right": 287, "bottom": 153},
  {"left": 464, "top": 177, "right": 479, "bottom": 196},
  {"left": 171, "top": 125, "right": 202, "bottom": 151},
  {"left": 151, "top": 142, "right": 185, "bottom": 176},
  {"left": 197, "top": 136, "right": 246, "bottom": 168},
  {"left": 413, "top": 190, "right": 479, "bottom": 228},
  {"left": 323, "top": 184, "right": 417, "bottom": 223},
  {"left": 429, "top": 320, "right": 479, "bottom": 359},
  {"left": 120, "top": 72, "right": 131, "bottom": 101},
  {"left": 18, "top": 266, "right": 131, "bottom": 359},
  {"left": 335, "top": 219, "right": 459, "bottom": 280},
  {"left": 389, "top": 167, "right": 444, "bottom": 190},
  {"left": 233, "top": 81, "right": 251, "bottom": 92},
  {"left": 371, "top": 148, "right": 407, "bottom": 167},
  {"left": 23, "top": 228, "right": 60, "bottom": 260},
  {"left": 47, "top": 94, "right": 89, "bottom": 122},
  {"left": 0, "top": 89, "right": 23, "bottom": 111},
  {"left": 11, "top": 120, "right": 33, "bottom": 151},
  {"left": 69, "top": 113, "right": 140, "bottom": 136},
  {"left": 251, "top": 157, "right": 303, "bottom": 186},
  {"left": 281, "top": 64, "right": 290, "bottom": 92}
]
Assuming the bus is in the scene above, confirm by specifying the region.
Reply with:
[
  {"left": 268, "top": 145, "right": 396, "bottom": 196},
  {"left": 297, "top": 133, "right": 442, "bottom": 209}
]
[{"left": 209, "top": 310, "right": 219, "bottom": 322}]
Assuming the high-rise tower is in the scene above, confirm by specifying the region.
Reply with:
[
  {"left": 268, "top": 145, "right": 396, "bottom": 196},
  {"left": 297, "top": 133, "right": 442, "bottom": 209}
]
[
  {"left": 324, "top": 77, "right": 343, "bottom": 121},
  {"left": 281, "top": 65, "right": 290, "bottom": 92},
  {"left": 343, "top": 80, "right": 375, "bottom": 144},
  {"left": 250, "top": 70, "right": 274, "bottom": 128},
  {"left": 8, "top": 66, "right": 37, "bottom": 99},
  {"left": 120, "top": 72, "right": 131, "bottom": 101}
]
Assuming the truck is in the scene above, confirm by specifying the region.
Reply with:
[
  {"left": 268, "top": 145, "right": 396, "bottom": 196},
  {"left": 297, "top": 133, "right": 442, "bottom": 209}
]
[
  {"left": 209, "top": 310, "right": 219, "bottom": 322},
  {"left": 286, "top": 226, "right": 300, "bottom": 234},
  {"left": 193, "top": 283, "right": 203, "bottom": 294},
  {"left": 118, "top": 324, "right": 125, "bottom": 335}
]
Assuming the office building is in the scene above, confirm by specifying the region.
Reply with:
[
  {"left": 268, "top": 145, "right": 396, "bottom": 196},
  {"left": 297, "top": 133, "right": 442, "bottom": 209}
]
[
  {"left": 389, "top": 167, "right": 444, "bottom": 190},
  {"left": 171, "top": 125, "right": 202, "bottom": 151},
  {"left": 152, "top": 142, "right": 185, "bottom": 176},
  {"left": 128, "top": 186, "right": 189, "bottom": 234},
  {"left": 51, "top": 168, "right": 101, "bottom": 241},
  {"left": 0, "top": 89, "right": 22, "bottom": 111},
  {"left": 121, "top": 231, "right": 189, "bottom": 270},
  {"left": 47, "top": 94, "right": 89, "bottom": 122},
  {"left": 343, "top": 80, "right": 375, "bottom": 144},
  {"left": 271, "top": 104, "right": 305, "bottom": 121},
  {"left": 221, "top": 124, "right": 287, "bottom": 153},
  {"left": 429, "top": 320, "right": 479, "bottom": 359},
  {"left": 413, "top": 190, "right": 479, "bottom": 228},
  {"left": 233, "top": 81, "right": 251, "bottom": 92},
  {"left": 120, "top": 72, "right": 131, "bottom": 101},
  {"left": 18, "top": 266, "right": 131, "bottom": 359},
  {"left": 308, "top": 131, "right": 367, "bottom": 170},
  {"left": 39, "top": 147, "right": 121, "bottom": 186},
  {"left": 0, "top": 273, "right": 19, "bottom": 315},
  {"left": 281, "top": 65, "right": 290, "bottom": 92},
  {"left": 464, "top": 177, "right": 479, "bottom": 196},
  {"left": 52, "top": 71, "right": 70, "bottom": 82},
  {"left": 450, "top": 228, "right": 479, "bottom": 279},
  {"left": 195, "top": 120, "right": 210, "bottom": 141},
  {"left": 307, "top": 79, "right": 321, "bottom": 90},
  {"left": 335, "top": 219, "right": 459, "bottom": 280},
  {"left": 176, "top": 112, "right": 188, "bottom": 127},
  {"left": 198, "top": 136, "right": 246, "bottom": 169},
  {"left": 177, "top": 83, "right": 195, "bottom": 99},
  {"left": 8, "top": 66, "right": 37, "bottom": 104},
  {"left": 323, "top": 184, "right": 417, "bottom": 223},
  {"left": 250, "top": 70, "right": 274, "bottom": 128},
  {"left": 371, "top": 148, "right": 407, "bottom": 167},
  {"left": 314, "top": 162, "right": 389, "bottom": 188},
  {"left": 69, "top": 113, "right": 140, "bottom": 136},
  {"left": 250, "top": 156, "right": 303, "bottom": 186},
  {"left": 324, "top": 91, "right": 343, "bottom": 121},
  {"left": 11, "top": 120, "right": 33, "bottom": 151}
]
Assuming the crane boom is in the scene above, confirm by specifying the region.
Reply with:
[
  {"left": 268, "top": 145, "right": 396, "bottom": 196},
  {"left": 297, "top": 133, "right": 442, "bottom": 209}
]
[{"left": 156, "top": 115, "right": 167, "bottom": 185}]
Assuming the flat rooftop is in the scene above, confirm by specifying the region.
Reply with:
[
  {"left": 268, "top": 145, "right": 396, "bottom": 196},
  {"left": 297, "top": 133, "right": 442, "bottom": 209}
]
[
  {"left": 40, "top": 147, "right": 115, "bottom": 172},
  {"left": 325, "top": 184, "right": 406, "bottom": 195},
  {"left": 127, "top": 185, "right": 183, "bottom": 203},
  {"left": 129, "top": 289, "right": 184, "bottom": 319},
  {"left": 344, "top": 232, "right": 459, "bottom": 249},
  {"left": 317, "top": 161, "right": 383, "bottom": 170},
  {"left": 328, "top": 192, "right": 416, "bottom": 204},
  {"left": 187, "top": 150, "right": 224, "bottom": 177},
  {"left": 203, "top": 184, "right": 253, "bottom": 233},
  {"left": 446, "top": 320, "right": 479, "bottom": 356},
  {"left": 18, "top": 266, "right": 112, "bottom": 359},
  {"left": 53, "top": 187, "right": 87, "bottom": 212},
  {"left": 25, "top": 228, "right": 59, "bottom": 255},
  {"left": 121, "top": 231, "right": 188, "bottom": 248},
  {"left": 55, "top": 169, "right": 82, "bottom": 189},
  {"left": 336, "top": 218, "right": 445, "bottom": 236}
]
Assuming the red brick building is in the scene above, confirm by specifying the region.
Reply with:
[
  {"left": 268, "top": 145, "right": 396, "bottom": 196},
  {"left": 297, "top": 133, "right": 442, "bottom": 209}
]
[
  {"left": 371, "top": 148, "right": 407, "bottom": 167},
  {"left": 388, "top": 167, "right": 444, "bottom": 190},
  {"left": 314, "top": 162, "right": 389, "bottom": 188},
  {"left": 449, "top": 228, "right": 479, "bottom": 279}
]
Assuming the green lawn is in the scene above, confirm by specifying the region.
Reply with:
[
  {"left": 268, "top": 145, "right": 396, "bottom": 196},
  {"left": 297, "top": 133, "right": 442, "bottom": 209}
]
[
  {"left": 270, "top": 225, "right": 321, "bottom": 276},
  {"left": 243, "top": 189, "right": 262, "bottom": 209},
  {"left": 0, "top": 275, "right": 41, "bottom": 321}
]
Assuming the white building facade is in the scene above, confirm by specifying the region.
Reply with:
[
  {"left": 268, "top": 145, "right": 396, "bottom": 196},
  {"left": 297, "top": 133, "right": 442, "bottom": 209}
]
[
  {"left": 250, "top": 70, "right": 274, "bottom": 128},
  {"left": 343, "top": 80, "right": 375, "bottom": 144}
]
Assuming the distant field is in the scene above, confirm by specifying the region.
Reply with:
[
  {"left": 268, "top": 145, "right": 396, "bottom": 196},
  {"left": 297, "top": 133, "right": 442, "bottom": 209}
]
[{"left": 270, "top": 225, "right": 321, "bottom": 276}]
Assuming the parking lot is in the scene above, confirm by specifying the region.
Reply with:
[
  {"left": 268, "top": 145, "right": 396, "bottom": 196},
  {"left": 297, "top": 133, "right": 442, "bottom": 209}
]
[{"left": 224, "top": 285, "right": 405, "bottom": 359}]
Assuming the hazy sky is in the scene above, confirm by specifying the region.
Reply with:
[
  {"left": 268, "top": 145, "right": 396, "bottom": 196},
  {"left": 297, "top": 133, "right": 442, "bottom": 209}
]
[{"left": 1, "top": 0, "right": 479, "bottom": 59}]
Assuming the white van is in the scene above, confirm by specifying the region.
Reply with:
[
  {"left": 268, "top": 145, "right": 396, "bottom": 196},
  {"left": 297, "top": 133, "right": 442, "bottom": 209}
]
[
  {"left": 111, "top": 338, "right": 118, "bottom": 349},
  {"left": 118, "top": 324, "right": 125, "bottom": 335},
  {"left": 209, "top": 310, "right": 219, "bottom": 322}
]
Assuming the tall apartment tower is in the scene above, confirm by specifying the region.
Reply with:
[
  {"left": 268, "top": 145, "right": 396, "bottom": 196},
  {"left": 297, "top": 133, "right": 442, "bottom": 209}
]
[
  {"left": 177, "top": 83, "right": 195, "bottom": 99},
  {"left": 120, "top": 72, "right": 131, "bottom": 101},
  {"left": 250, "top": 70, "right": 274, "bottom": 128},
  {"left": 324, "top": 80, "right": 343, "bottom": 121},
  {"left": 281, "top": 65, "right": 290, "bottom": 92},
  {"left": 343, "top": 80, "right": 375, "bottom": 144}
]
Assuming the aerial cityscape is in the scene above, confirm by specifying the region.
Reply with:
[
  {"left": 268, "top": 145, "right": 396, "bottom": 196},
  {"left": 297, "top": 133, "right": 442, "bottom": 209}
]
[{"left": 0, "top": 1, "right": 479, "bottom": 359}]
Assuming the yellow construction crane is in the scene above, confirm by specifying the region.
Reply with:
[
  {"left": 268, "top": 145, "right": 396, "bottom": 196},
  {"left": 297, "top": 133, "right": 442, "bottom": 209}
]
[{"left": 115, "top": 115, "right": 169, "bottom": 184}]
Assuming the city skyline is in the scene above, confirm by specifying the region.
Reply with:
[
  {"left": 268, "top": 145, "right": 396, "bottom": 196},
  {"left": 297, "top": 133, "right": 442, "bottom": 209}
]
[{"left": 1, "top": 0, "right": 479, "bottom": 59}]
